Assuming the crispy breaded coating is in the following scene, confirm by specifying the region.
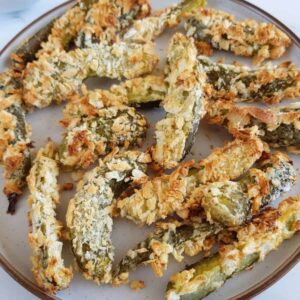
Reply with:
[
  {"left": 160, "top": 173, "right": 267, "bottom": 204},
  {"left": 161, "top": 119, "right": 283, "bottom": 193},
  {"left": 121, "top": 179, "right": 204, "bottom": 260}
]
[
  {"left": 186, "top": 7, "right": 291, "bottom": 64},
  {"left": 207, "top": 100, "right": 300, "bottom": 152},
  {"left": 123, "top": 0, "right": 206, "bottom": 43},
  {"left": 117, "top": 137, "right": 264, "bottom": 225},
  {"left": 23, "top": 41, "right": 159, "bottom": 108},
  {"left": 0, "top": 71, "right": 31, "bottom": 213},
  {"left": 66, "top": 150, "right": 150, "bottom": 284},
  {"left": 113, "top": 220, "right": 221, "bottom": 286},
  {"left": 36, "top": 2, "right": 89, "bottom": 57},
  {"left": 166, "top": 196, "right": 300, "bottom": 300},
  {"left": 58, "top": 106, "right": 148, "bottom": 169},
  {"left": 151, "top": 33, "right": 207, "bottom": 169},
  {"left": 199, "top": 57, "right": 300, "bottom": 104},
  {"left": 77, "top": 0, "right": 151, "bottom": 47},
  {"left": 27, "top": 140, "right": 72, "bottom": 294}
]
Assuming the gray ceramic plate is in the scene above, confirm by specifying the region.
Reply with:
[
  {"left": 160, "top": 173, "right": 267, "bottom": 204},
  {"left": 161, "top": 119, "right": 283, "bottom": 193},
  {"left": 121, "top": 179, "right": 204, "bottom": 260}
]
[{"left": 0, "top": 0, "right": 299, "bottom": 299}]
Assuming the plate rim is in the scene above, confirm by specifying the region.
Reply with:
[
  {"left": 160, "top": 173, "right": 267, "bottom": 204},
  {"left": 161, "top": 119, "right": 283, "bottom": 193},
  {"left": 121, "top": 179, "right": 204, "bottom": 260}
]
[{"left": 0, "top": 0, "right": 299, "bottom": 299}]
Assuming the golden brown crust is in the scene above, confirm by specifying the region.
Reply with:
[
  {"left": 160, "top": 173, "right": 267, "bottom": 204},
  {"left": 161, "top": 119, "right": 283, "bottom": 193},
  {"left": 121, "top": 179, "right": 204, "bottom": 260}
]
[
  {"left": 187, "top": 8, "right": 291, "bottom": 64},
  {"left": 196, "top": 136, "right": 264, "bottom": 183}
]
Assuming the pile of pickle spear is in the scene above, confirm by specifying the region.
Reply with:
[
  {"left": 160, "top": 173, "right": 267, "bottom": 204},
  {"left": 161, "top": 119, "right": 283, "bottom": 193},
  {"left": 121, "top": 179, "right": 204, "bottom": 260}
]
[{"left": 0, "top": 0, "right": 300, "bottom": 298}]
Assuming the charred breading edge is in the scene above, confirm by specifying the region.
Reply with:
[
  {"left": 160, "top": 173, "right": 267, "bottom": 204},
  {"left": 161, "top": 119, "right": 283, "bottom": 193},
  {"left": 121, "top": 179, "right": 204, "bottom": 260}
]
[
  {"left": 206, "top": 100, "right": 300, "bottom": 151},
  {"left": 23, "top": 41, "right": 159, "bottom": 108},
  {"left": 58, "top": 75, "right": 166, "bottom": 126},
  {"left": 185, "top": 7, "right": 291, "bottom": 64},
  {"left": 112, "top": 220, "right": 221, "bottom": 286},
  {"left": 11, "top": 21, "right": 54, "bottom": 68},
  {"left": 76, "top": 0, "right": 151, "bottom": 48},
  {"left": 0, "top": 71, "right": 32, "bottom": 214},
  {"left": 198, "top": 57, "right": 300, "bottom": 104},
  {"left": 117, "top": 136, "right": 264, "bottom": 225},
  {"left": 27, "top": 140, "right": 72, "bottom": 294},
  {"left": 58, "top": 106, "right": 148, "bottom": 169},
  {"left": 185, "top": 152, "right": 296, "bottom": 227},
  {"left": 123, "top": 0, "right": 206, "bottom": 43},
  {"left": 166, "top": 196, "right": 300, "bottom": 300},
  {"left": 66, "top": 149, "right": 151, "bottom": 284},
  {"left": 36, "top": 0, "right": 97, "bottom": 57},
  {"left": 151, "top": 33, "right": 207, "bottom": 169}
]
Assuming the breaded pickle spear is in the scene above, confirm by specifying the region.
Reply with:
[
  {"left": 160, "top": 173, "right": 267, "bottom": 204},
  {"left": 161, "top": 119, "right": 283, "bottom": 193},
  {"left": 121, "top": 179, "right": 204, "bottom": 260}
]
[
  {"left": 185, "top": 8, "right": 291, "bottom": 64},
  {"left": 152, "top": 33, "right": 207, "bottom": 169},
  {"left": 198, "top": 57, "right": 300, "bottom": 104},
  {"left": 42, "top": 74, "right": 166, "bottom": 115},
  {"left": 27, "top": 140, "right": 72, "bottom": 294},
  {"left": 0, "top": 71, "right": 31, "bottom": 214},
  {"left": 76, "top": 0, "right": 151, "bottom": 47},
  {"left": 117, "top": 137, "right": 264, "bottom": 225},
  {"left": 113, "top": 220, "right": 221, "bottom": 285},
  {"left": 58, "top": 106, "right": 147, "bottom": 169},
  {"left": 207, "top": 100, "right": 300, "bottom": 151},
  {"left": 166, "top": 196, "right": 300, "bottom": 300},
  {"left": 66, "top": 150, "right": 151, "bottom": 284},
  {"left": 36, "top": 0, "right": 98, "bottom": 57},
  {"left": 123, "top": 0, "right": 206, "bottom": 43},
  {"left": 23, "top": 41, "right": 159, "bottom": 108},
  {"left": 190, "top": 152, "right": 296, "bottom": 227}
]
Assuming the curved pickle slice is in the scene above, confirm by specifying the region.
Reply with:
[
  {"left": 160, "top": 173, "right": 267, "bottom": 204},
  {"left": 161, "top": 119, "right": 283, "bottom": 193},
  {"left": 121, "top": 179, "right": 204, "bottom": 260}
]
[
  {"left": 76, "top": 0, "right": 151, "bottom": 48},
  {"left": 58, "top": 75, "right": 166, "bottom": 125},
  {"left": 66, "top": 150, "right": 151, "bottom": 284},
  {"left": 123, "top": 0, "right": 206, "bottom": 43},
  {"left": 117, "top": 137, "right": 264, "bottom": 225},
  {"left": 166, "top": 196, "right": 300, "bottom": 300},
  {"left": 185, "top": 7, "right": 291, "bottom": 64},
  {"left": 27, "top": 140, "right": 72, "bottom": 294},
  {"left": 113, "top": 221, "right": 221, "bottom": 286},
  {"left": 23, "top": 41, "right": 159, "bottom": 108},
  {"left": 207, "top": 100, "right": 300, "bottom": 152},
  {"left": 151, "top": 33, "right": 207, "bottom": 169},
  {"left": 0, "top": 71, "right": 31, "bottom": 214},
  {"left": 199, "top": 56, "right": 300, "bottom": 104},
  {"left": 190, "top": 152, "right": 296, "bottom": 227},
  {"left": 58, "top": 106, "right": 148, "bottom": 169}
]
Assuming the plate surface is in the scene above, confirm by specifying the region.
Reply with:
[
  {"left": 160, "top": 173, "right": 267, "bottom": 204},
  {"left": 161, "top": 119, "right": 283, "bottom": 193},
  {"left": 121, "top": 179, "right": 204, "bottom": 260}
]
[{"left": 0, "top": 1, "right": 299, "bottom": 299}]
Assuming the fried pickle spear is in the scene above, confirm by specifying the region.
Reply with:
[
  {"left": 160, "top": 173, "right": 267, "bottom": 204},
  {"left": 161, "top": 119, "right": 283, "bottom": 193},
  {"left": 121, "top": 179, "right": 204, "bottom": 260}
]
[
  {"left": 36, "top": 0, "right": 99, "bottom": 57},
  {"left": 76, "top": 0, "right": 151, "bottom": 47},
  {"left": 166, "top": 196, "right": 300, "bottom": 300},
  {"left": 58, "top": 106, "right": 148, "bottom": 169},
  {"left": 123, "top": 0, "right": 206, "bottom": 43},
  {"left": 35, "top": 74, "right": 166, "bottom": 115},
  {"left": 188, "top": 152, "right": 296, "bottom": 227},
  {"left": 117, "top": 137, "right": 264, "bottom": 225},
  {"left": 0, "top": 71, "right": 31, "bottom": 214},
  {"left": 66, "top": 150, "right": 151, "bottom": 284},
  {"left": 207, "top": 100, "right": 300, "bottom": 152},
  {"left": 151, "top": 33, "right": 207, "bottom": 169},
  {"left": 27, "top": 140, "right": 72, "bottom": 294},
  {"left": 23, "top": 41, "right": 159, "bottom": 108},
  {"left": 199, "top": 57, "right": 300, "bottom": 104},
  {"left": 113, "top": 220, "right": 221, "bottom": 286},
  {"left": 185, "top": 7, "right": 291, "bottom": 64}
]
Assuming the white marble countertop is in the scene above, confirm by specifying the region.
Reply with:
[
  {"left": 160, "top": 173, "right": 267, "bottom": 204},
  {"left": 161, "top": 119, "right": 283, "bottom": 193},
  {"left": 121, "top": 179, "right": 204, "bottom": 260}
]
[{"left": 0, "top": 0, "right": 299, "bottom": 299}]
